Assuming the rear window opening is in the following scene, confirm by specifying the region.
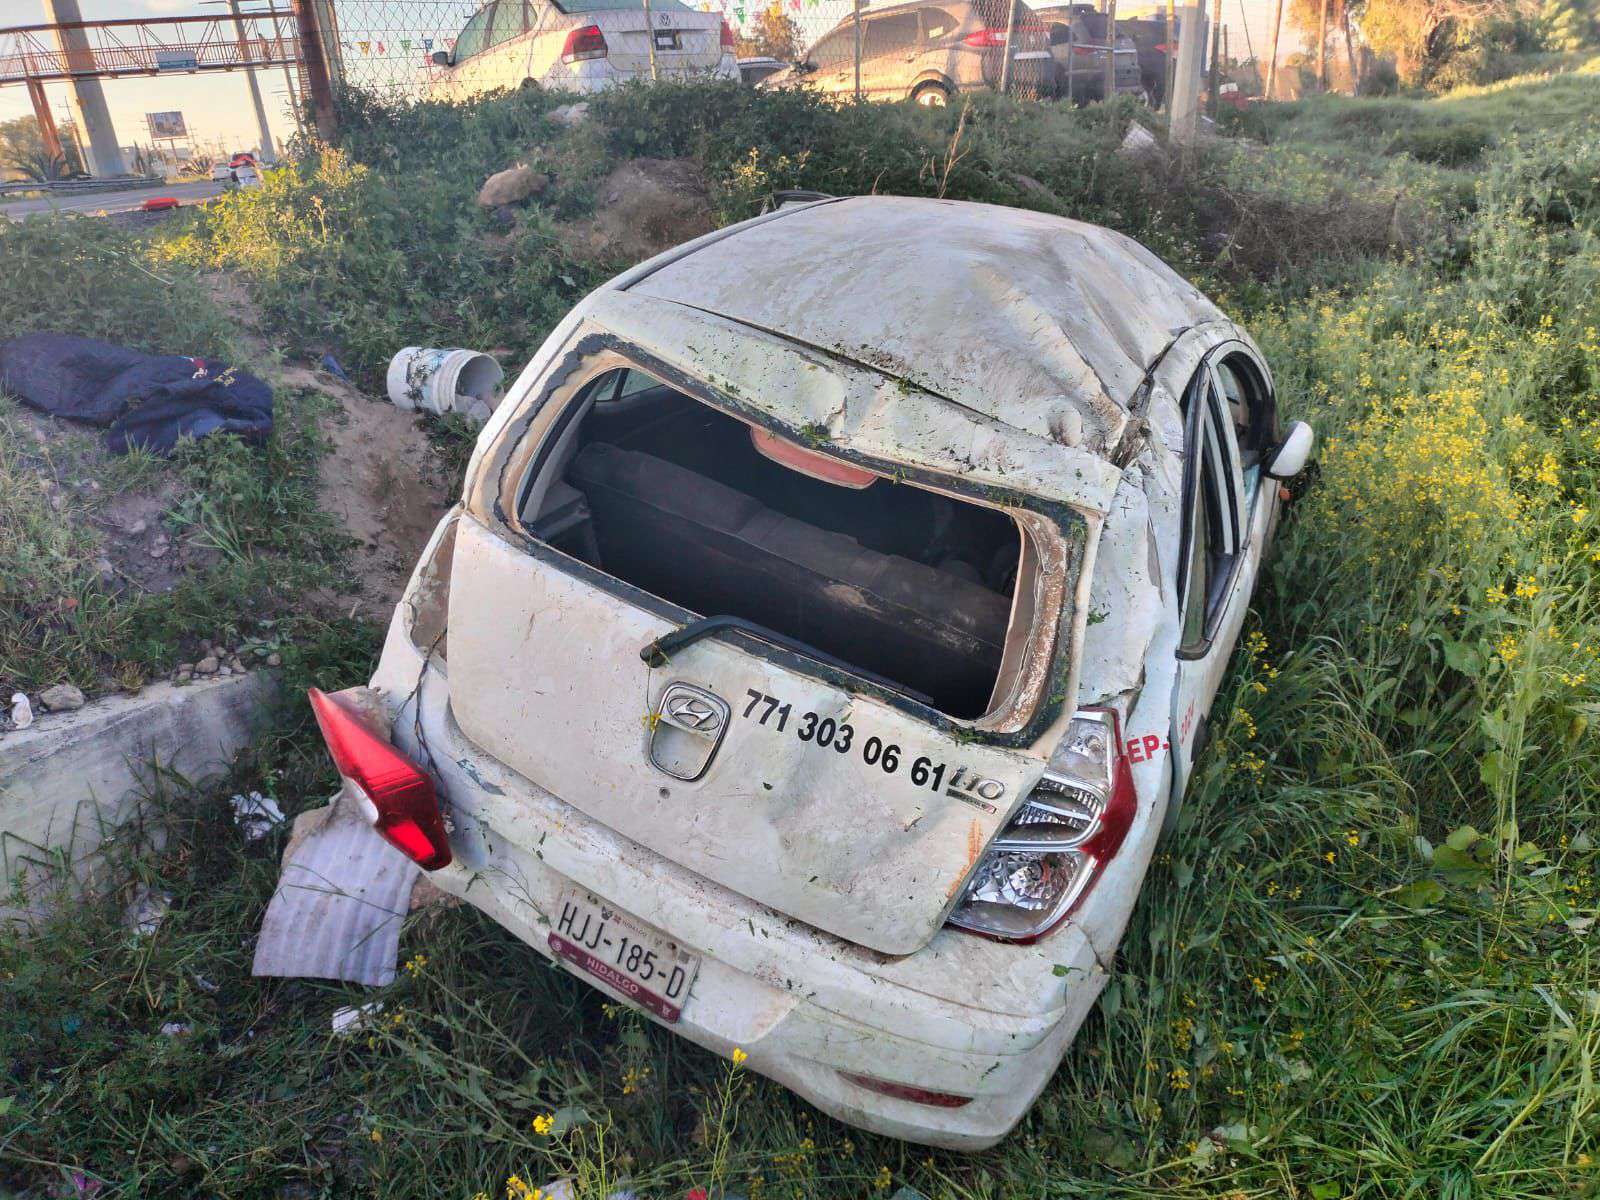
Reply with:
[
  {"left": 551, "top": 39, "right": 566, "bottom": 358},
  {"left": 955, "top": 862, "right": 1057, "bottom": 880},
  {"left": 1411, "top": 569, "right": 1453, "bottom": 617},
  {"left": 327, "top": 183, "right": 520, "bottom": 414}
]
[{"left": 516, "top": 367, "right": 1027, "bottom": 719}]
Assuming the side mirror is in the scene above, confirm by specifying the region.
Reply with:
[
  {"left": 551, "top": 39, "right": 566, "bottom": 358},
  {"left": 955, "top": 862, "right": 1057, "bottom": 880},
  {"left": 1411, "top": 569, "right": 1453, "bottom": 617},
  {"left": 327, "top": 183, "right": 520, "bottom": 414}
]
[
  {"left": 430, "top": 50, "right": 450, "bottom": 66},
  {"left": 1265, "top": 420, "right": 1314, "bottom": 479}
]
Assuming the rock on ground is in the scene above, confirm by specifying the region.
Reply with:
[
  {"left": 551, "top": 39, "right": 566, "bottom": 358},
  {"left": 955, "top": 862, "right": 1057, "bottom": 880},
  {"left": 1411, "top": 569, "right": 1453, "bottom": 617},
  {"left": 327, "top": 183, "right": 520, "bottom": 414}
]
[
  {"left": 38, "top": 683, "right": 85, "bottom": 712},
  {"left": 569, "top": 157, "right": 716, "bottom": 265},
  {"left": 477, "top": 165, "right": 550, "bottom": 208}
]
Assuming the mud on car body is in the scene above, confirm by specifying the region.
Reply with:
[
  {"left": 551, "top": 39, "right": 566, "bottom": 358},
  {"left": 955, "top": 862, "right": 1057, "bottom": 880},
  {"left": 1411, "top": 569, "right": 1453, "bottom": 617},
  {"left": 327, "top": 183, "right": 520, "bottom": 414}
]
[{"left": 314, "top": 195, "right": 1314, "bottom": 1148}]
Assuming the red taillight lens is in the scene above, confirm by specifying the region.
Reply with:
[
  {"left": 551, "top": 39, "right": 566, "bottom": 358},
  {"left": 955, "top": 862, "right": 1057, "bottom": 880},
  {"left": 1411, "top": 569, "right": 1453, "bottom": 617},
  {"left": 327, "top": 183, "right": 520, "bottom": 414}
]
[
  {"left": 946, "top": 708, "right": 1136, "bottom": 943},
  {"left": 839, "top": 1071, "right": 973, "bottom": 1108},
  {"left": 720, "top": 19, "right": 735, "bottom": 48},
  {"left": 307, "top": 687, "right": 452, "bottom": 870},
  {"left": 562, "top": 23, "right": 607, "bottom": 63},
  {"left": 963, "top": 27, "right": 1007, "bottom": 47}
]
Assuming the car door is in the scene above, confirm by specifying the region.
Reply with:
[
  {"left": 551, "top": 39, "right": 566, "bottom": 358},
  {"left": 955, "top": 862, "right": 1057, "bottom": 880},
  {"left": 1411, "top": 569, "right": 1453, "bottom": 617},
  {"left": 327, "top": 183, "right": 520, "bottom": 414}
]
[
  {"left": 859, "top": 10, "right": 923, "bottom": 98},
  {"left": 805, "top": 25, "right": 856, "bottom": 96},
  {"left": 1168, "top": 347, "right": 1275, "bottom": 801}
]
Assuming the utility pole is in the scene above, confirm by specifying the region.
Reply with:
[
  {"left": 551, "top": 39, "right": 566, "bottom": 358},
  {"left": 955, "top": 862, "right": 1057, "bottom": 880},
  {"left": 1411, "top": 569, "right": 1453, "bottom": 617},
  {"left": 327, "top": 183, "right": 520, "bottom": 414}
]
[
  {"left": 1169, "top": 0, "right": 1206, "bottom": 146},
  {"left": 42, "top": 0, "right": 126, "bottom": 176},
  {"left": 1264, "top": 0, "right": 1284, "bottom": 100},
  {"left": 289, "top": 0, "right": 338, "bottom": 142},
  {"left": 1316, "top": 0, "right": 1329, "bottom": 90}
]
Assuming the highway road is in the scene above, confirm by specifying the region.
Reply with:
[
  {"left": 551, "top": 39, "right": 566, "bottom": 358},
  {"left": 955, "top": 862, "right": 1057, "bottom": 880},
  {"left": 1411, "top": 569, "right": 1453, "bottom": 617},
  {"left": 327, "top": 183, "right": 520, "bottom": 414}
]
[{"left": 0, "top": 180, "right": 226, "bottom": 220}]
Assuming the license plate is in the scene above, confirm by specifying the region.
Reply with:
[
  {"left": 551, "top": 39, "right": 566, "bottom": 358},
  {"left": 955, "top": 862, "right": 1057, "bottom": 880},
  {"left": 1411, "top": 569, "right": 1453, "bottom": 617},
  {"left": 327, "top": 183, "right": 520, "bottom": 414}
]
[
  {"left": 653, "top": 29, "right": 680, "bottom": 50},
  {"left": 548, "top": 888, "right": 701, "bottom": 1022}
]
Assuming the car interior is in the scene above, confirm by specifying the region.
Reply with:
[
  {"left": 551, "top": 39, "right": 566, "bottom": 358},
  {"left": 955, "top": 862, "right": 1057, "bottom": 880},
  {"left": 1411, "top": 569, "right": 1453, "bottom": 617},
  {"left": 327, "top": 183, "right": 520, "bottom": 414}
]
[{"left": 516, "top": 367, "right": 1025, "bottom": 718}]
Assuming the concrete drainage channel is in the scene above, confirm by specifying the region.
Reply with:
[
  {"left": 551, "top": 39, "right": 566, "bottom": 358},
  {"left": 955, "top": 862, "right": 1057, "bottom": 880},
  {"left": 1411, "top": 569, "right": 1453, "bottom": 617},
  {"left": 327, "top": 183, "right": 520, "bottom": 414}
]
[{"left": 0, "top": 670, "right": 275, "bottom": 924}]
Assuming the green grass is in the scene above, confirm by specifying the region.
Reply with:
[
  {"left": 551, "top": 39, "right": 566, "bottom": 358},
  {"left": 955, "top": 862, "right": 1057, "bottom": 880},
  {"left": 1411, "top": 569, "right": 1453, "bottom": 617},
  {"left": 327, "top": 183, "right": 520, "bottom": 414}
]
[
  {"left": 0, "top": 218, "right": 356, "bottom": 696},
  {"left": 4, "top": 61, "right": 1600, "bottom": 1200}
]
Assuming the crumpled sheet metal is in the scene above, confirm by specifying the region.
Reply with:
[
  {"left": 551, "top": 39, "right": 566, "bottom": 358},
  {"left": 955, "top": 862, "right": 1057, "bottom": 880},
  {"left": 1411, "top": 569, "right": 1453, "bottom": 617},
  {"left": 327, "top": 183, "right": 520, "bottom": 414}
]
[
  {"left": 579, "top": 289, "right": 1126, "bottom": 517},
  {"left": 626, "top": 196, "right": 1225, "bottom": 454},
  {"left": 251, "top": 796, "right": 419, "bottom": 988},
  {"left": 1076, "top": 371, "right": 1190, "bottom": 704}
]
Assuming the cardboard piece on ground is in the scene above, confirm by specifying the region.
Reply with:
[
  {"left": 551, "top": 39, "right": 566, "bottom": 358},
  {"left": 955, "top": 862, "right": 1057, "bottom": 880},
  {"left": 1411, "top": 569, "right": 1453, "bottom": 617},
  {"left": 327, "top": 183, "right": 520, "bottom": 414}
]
[{"left": 251, "top": 796, "right": 419, "bottom": 987}]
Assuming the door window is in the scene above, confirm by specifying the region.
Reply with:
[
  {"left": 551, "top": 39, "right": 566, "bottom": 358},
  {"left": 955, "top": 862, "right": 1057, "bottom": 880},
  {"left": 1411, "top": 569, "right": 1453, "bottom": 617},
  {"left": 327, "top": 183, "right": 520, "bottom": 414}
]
[
  {"left": 862, "top": 12, "right": 921, "bottom": 57},
  {"left": 1211, "top": 352, "right": 1275, "bottom": 503},
  {"left": 489, "top": 0, "right": 528, "bottom": 48},
  {"left": 920, "top": 8, "right": 964, "bottom": 42},
  {"left": 809, "top": 27, "right": 851, "bottom": 70},
  {"left": 1178, "top": 373, "right": 1242, "bottom": 655},
  {"left": 454, "top": 2, "right": 497, "bottom": 60}
]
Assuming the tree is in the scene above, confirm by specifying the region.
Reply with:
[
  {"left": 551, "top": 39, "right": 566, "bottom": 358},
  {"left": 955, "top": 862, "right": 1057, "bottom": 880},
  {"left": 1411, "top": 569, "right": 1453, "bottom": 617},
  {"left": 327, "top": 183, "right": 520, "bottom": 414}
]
[
  {"left": 1346, "top": 0, "right": 1555, "bottom": 85},
  {"left": 1288, "top": 0, "right": 1362, "bottom": 88},
  {"left": 734, "top": 2, "right": 804, "bottom": 60},
  {"left": 0, "top": 115, "right": 79, "bottom": 182}
]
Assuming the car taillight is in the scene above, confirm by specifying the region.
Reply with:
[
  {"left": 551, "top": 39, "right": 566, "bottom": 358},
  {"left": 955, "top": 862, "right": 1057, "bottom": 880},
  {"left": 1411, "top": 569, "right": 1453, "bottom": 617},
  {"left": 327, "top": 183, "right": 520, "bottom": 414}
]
[
  {"left": 963, "top": 27, "right": 1007, "bottom": 47},
  {"left": 839, "top": 1071, "right": 973, "bottom": 1108},
  {"left": 720, "top": 19, "right": 735, "bottom": 49},
  {"left": 947, "top": 708, "right": 1135, "bottom": 942},
  {"left": 562, "top": 24, "right": 607, "bottom": 63},
  {"left": 307, "top": 687, "right": 452, "bottom": 870}
]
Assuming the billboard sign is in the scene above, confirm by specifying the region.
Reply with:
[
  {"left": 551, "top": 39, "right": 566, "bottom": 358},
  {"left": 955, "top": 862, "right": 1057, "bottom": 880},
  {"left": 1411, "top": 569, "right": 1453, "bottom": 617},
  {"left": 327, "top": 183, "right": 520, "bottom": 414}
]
[{"left": 146, "top": 110, "right": 188, "bottom": 139}]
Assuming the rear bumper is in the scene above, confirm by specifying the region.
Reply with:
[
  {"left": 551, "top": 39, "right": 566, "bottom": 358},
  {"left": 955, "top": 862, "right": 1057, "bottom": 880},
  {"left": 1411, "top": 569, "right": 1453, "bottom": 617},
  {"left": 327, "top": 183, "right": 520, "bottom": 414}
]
[{"left": 370, "top": 619, "right": 1110, "bottom": 1150}]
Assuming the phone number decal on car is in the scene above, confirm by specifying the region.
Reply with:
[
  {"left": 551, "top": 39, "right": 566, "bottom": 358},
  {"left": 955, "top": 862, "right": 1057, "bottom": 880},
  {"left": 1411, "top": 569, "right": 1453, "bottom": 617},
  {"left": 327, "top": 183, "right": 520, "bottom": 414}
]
[{"left": 739, "top": 689, "right": 1007, "bottom": 811}]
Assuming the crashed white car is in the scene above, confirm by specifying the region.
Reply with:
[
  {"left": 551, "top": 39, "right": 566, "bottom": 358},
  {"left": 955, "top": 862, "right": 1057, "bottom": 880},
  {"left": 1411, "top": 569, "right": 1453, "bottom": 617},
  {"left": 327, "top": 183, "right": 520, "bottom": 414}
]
[{"left": 312, "top": 195, "right": 1313, "bottom": 1148}]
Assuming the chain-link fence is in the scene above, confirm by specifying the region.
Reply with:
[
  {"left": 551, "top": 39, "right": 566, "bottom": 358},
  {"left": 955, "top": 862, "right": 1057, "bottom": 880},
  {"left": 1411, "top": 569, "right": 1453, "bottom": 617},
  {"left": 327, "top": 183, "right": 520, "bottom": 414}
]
[{"left": 312, "top": 0, "right": 1172, "bottom": 104}]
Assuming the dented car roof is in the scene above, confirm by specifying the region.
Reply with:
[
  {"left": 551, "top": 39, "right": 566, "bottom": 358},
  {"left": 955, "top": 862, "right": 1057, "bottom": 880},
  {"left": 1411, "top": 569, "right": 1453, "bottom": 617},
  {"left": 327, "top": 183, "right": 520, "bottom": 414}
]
[{"left": 623, "top": 195, "right": 1227, "bottom": 456}]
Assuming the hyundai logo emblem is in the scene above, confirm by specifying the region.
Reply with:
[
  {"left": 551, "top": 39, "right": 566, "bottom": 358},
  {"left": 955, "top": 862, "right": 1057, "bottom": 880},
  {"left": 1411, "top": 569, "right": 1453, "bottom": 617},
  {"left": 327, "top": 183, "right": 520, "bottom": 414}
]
[{"left": 664, "top": 692, "right": 722, "bottom": 732}]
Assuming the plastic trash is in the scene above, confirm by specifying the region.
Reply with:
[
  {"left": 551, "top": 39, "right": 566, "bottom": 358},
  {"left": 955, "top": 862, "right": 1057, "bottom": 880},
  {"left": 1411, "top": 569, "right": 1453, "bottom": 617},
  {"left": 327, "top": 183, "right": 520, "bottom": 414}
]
[
  {"left": 126, "top": 886, "right": 171, "bottom": 937},
  {"left": 230, "top": 791, "right": 285, "bottom": 841},
  {"left": 386, "top": 346, "right": 504, "bottom": 423},
  {"left": 319, "top": 351, "right": 351, "bottom": 383},
  {"left": 331, "top": 1001, "right": 385, "bottom": 1035},
  {"left": 8, "top": 692, "right": 31, "bottom": 729}
]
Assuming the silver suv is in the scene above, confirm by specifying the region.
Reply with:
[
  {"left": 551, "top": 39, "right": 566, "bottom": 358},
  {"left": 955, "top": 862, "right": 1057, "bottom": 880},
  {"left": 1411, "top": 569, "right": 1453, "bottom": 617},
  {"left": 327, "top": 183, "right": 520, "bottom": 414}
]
[{"left": 762, "top": 0, "right": 1054, "bottom": 105}]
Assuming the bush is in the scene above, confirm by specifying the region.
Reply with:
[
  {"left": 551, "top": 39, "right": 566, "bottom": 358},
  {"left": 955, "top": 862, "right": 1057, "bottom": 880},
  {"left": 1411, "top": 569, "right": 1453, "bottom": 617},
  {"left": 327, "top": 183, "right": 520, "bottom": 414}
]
[{"left": 1385, "top": 120, "right": 1494, "bottom": 163}]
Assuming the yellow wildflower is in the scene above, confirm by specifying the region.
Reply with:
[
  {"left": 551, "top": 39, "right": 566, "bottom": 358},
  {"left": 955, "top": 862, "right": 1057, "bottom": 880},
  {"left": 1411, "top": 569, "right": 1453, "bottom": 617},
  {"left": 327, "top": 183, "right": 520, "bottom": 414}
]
[{"left": 731, "top": 1046, "right": 749, "bottom": 1067}]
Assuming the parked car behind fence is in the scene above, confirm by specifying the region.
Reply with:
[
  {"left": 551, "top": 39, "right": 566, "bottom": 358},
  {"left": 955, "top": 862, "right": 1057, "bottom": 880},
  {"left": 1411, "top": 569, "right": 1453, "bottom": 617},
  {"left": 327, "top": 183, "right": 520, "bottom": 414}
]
[
  {"left": 759, "top": 0, "right": 1055, "bottom": 105},
  {"left": 429, "top": 0, "right": 737, "bottom": 100},
  {"left": 1032, "top": 3, "right": 1143, "bottom": 102}
]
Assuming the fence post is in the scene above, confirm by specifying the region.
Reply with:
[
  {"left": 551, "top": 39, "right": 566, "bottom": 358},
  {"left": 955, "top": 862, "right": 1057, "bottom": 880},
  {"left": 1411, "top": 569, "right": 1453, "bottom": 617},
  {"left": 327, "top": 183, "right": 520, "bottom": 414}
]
[
  {"left": 1316, "top": 0, "right": 1329, "bottom": 90},
  {"left": 291, "top": 0, "right": 338, "bottom": 142},
  {"left": 1264, "top": 0, "right": 1284, "bottom": 100},
  {"left": 853, "top": 0, "right": 863, "bottom": 101},
  {"left": 643, "top": 0, "right": 659, "bottom": 80},
  {"left": 1000, "top": 0, "right": 1017, "bottom": 95},
  {"left": 1102, "top": 0, "right": 1117, "bottom": 103},
  {"left": 1206, "top": 0, "right": 1220, "bottom": 117}
]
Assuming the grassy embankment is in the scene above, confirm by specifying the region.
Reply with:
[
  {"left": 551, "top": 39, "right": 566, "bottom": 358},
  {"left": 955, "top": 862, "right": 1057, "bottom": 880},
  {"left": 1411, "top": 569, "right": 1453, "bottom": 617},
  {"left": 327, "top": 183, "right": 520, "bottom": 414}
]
[{"left": 2, "top": 64, "right": 1597, "bottom": 1199}]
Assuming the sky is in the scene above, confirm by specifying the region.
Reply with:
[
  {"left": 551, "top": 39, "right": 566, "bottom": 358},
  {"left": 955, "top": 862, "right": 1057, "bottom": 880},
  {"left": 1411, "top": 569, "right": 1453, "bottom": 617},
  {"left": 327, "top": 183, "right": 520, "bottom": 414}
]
[{"left": 2, "top": 0, "right": 1305, "bottom": 160}]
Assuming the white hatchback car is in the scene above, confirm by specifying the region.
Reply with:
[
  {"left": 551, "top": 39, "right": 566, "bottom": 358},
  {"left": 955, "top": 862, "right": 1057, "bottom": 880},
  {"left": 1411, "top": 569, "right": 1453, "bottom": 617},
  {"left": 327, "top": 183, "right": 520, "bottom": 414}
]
[
  {"left": 428, "top": 0, "right": 737, "bottom": 99},
  {"left": 315, "top": 195, "right": 1312, "bottom": 1148}
]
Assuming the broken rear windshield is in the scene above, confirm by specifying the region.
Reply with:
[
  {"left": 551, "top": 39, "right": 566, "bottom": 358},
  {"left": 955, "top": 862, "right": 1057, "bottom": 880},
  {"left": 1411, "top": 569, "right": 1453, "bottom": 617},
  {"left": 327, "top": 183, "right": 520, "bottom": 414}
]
[{"left": 517, "top": 367, "right": 1028, "bottom": 719}]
